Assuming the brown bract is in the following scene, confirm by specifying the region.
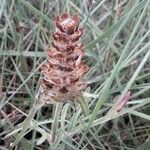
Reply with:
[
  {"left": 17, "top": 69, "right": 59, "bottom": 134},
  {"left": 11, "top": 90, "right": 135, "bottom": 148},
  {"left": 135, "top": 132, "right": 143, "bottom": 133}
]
[{"left": 40, "top": 13, "right": 88, "bottom": 103}]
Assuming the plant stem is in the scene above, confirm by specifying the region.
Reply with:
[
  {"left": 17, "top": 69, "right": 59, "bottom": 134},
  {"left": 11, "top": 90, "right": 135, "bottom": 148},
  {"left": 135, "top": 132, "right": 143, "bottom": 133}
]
[
  {"left": 78, "top": 97, "right": 90, "bottom": 116},
  {"left": 51, "top": 103, "right": 63, "bottom": 143}
]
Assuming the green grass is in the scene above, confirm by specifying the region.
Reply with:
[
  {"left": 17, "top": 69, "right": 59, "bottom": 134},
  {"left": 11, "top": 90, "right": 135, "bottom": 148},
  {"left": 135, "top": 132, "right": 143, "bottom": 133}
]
[{"left": 0, "top": 0, "right": 150, "bottom": 149}]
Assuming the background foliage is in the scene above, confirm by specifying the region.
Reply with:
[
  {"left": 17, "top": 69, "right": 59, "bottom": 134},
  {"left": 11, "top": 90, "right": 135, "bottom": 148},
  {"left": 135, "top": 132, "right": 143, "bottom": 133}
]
[{"left": 0, "top": 0, "right": 150, "bottom": 149}]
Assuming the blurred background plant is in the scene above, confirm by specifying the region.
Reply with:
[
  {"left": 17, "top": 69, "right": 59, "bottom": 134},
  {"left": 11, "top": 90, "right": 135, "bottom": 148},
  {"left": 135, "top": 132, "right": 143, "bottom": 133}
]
[{"left": 0, "top": 0, "right": 150, "bottom": 149}]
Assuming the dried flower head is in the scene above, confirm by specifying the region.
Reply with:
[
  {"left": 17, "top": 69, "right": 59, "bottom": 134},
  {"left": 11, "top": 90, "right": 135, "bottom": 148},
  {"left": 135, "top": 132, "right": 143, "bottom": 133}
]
[{"left": 40, "top": 13, "right": 88, "bottom": 103}]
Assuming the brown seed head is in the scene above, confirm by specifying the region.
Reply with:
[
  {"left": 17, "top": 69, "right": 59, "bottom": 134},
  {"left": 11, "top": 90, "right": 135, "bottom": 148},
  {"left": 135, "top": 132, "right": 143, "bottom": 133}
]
[{"left": 40, "top": 13, "right": 88, "bottom": 103}]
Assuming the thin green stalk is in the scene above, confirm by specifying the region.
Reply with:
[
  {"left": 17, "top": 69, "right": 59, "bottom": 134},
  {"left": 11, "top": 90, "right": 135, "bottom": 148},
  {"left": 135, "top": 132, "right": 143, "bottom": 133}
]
[
  {"left": 51, "top": 103, "right": 63, "bottom": 144},
  {"left": 31, "top": 109, "right": 41, "bottom": 150},
  {"left": 78, "top": 97, "right": 90, "bottom": 116}
]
